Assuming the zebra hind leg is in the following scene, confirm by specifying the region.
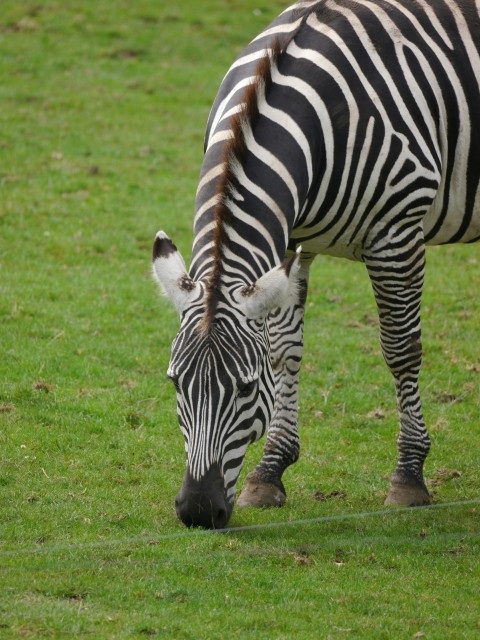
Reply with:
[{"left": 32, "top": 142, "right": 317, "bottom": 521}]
[
  {"left": 365, "top": 234, "right": 431, "bottom": 506},
  {"left": 237, "top": 267, "right": 310, "bottom": 508}
]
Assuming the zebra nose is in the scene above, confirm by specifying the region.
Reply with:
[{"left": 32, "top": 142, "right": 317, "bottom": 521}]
[{"left": 175, "top": 464, "right": 231, "bottom": 529}]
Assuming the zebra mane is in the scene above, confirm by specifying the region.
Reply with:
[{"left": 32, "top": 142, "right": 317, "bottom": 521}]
[{"left": 203, "top": 39, "right": 285, "bottom": 332}]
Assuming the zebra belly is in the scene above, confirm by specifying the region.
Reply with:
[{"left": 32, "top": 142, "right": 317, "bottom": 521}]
[
  {"left": 424, "top": 189, "right": 480, "bottom": 245},
  {"left": 295, "top": 235, "right": 365, "bottom": 261},
  {"left": 295, "top": 200, "right": 480, "bottom": 256}
]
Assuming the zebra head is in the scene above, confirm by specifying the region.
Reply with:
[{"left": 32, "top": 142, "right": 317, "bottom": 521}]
[{"left": 152, "top": 231, "right": 301, "bottom": 528}]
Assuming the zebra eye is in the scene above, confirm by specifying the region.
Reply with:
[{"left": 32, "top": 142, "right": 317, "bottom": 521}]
[{"left": 237, "top": 380, "right": 257, "bottom": 398}]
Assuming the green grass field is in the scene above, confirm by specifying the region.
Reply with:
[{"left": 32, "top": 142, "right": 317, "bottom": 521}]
[{"left": 1, "top": 1, "right": 479, "bottom": 638}]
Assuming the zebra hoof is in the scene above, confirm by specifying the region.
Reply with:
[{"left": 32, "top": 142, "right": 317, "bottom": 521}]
[
  {"left": 237, "top": 477, "right": 286, "bottom": 508},
  {"left": 384, "top": 470, "right": 431, "bottom": 506}
]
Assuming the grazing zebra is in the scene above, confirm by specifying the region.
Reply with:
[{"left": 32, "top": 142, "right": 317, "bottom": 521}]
[{"left": 153, "top": 0, "right": 479, "bottom": 528}]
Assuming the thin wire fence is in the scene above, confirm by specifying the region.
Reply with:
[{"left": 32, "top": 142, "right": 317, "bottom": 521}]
[{"left": 1, "top": 498, "right": 478, "bottom": 560}]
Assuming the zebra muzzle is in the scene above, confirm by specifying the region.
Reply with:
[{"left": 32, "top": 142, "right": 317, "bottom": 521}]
[{"left": 175, "top": 463, "right": 231, "bottom": 529}]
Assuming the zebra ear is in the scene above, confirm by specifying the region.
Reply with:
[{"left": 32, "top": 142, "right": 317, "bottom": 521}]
[
  {"left": 152, "top": 231, "right": 199, "bottom": 315},
  {"left": 238, "top": 247, "right": 302, "bottom": 320}
]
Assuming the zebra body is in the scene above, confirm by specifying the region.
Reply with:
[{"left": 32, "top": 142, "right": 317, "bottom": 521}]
[{"left": 153, "top": 0, "right": 479, "bottom": 528}]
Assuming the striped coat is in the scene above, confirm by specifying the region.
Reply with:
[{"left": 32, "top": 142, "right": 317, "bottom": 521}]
[{"left": 153, "top": 0, "right": 479, "bottom": 528}]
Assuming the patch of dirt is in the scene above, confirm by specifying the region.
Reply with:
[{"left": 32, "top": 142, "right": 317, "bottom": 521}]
[
  {"left": 313, "top": 490, "right": 347, "bottom": 501},
  {"left": 33, "top": 380, "right": 55, "bottom": 393},
  {"left": 118, "top": 379, "right": 138, "bottom": 390},
  {"left": 445, "top": 546, "right": 469, "bottom": 556},
  {"left": 111, "top": 48, "right": 146, "bottom": 59},
  {"left": 466, "top": 363, "right": 480, "bottom": 373},
  {"left": 430, "top": 468, "right": 462, "bottom": 486},
  {"left": 367, "top": 408, "right": 386, "bottom": 419},
  {"left": 292, "top": 553, "right": 313, "bottom": 566},
  {"left": 434, "top": 391, "right": 468, "bottom": 404}
]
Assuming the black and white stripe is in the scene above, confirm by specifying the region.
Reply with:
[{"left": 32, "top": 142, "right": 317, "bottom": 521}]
[{"left": 154, "top": 0, "right": 479, "bottom": 527}]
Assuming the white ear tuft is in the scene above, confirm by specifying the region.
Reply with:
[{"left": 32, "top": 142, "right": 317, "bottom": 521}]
[
  {"left": 237, "top": 248, "right": 302, "bottom": 320},
  {"left": 152, "top": 231, "right": 200, "bottom": 315}
]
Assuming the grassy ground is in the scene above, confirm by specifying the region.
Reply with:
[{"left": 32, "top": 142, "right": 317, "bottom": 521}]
[{"left": 0, "top": 1, "right": 479, "bottom": 638}]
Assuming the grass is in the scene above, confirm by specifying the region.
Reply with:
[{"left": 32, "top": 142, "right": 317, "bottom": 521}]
[{"left": 0, "top": 1, "right": 479, "bottom": 638}]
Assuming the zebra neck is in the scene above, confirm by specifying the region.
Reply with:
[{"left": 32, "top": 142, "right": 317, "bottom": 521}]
[
  {"left": 190, "top": 163, "right": 294, "bottom": 288},
  {"left": 189, "top": 30, "right": 319, "bottom": 291},
  {"left": 189, "top": 112, "right": 305, "bottom": 286}
]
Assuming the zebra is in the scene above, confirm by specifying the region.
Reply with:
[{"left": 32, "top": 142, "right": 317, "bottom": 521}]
[{"left": 152, "top": 0, "right": 479, "bottom": 528}]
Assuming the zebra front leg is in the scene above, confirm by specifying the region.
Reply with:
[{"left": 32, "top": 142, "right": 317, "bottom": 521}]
[
  {"left": 237, "top": 263, "right": 310, "bottom": 508},
  {"left": 365, "top": 236, "right": 431, "bottom": 506}
]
